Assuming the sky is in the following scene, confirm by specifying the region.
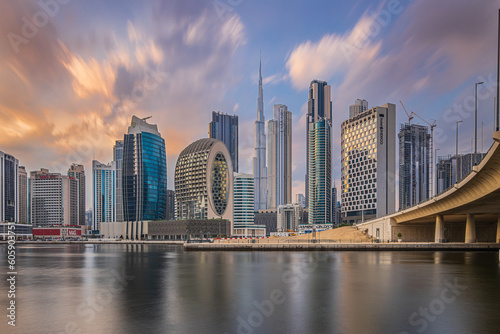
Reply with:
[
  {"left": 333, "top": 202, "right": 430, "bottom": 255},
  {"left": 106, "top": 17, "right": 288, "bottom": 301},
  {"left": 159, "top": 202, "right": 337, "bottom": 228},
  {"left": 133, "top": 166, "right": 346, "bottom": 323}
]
[{"left": 0, "top": 0, "right": 499, "bottom": 210}]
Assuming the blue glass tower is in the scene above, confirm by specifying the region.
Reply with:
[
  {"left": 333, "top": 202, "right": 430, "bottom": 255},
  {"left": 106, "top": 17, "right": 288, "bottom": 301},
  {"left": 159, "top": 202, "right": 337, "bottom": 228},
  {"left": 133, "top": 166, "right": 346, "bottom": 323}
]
[
  {"left": 209, "top": 111, "right": 238, "bottom": 172},
  {"left": 123, "top": 116, "right": 167, "bottom": 222},
  {"left": 308, "top": 118, "right": 332, "bottom": 224}
]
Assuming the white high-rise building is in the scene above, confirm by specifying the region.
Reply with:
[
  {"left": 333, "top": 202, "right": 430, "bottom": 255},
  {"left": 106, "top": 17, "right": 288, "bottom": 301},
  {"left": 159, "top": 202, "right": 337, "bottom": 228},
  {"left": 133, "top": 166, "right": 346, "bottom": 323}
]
[
  {"left": 253, "top": 56, "right": 268, "bottom": 211},
  {"left": 267, "top": 104, "right": 292, "bottom": 209},
  {"left": 340, "top": 102, "right": 396, "bottom": 225},
  {"left": 233, "top": 173, "right": 255, "bottom": 225},
  {"left": 92, "top": 160, "right": 117, "bottom": 231},
  {"left": 31, "top": 168, "right": 78, "bottom": 226}
]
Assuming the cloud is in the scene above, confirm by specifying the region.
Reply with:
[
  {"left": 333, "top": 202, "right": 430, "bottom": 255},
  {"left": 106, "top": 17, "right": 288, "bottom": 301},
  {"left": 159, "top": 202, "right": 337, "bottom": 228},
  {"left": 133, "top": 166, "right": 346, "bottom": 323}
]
[
  {"left": 263, "top": 73, "right": 287, "bottom": 85},
  {"left": 0, "top": 0, "right": 247, "bottom": 207},
  {"left": 285, "top": 0, "right": 499, "bottom": 197}
]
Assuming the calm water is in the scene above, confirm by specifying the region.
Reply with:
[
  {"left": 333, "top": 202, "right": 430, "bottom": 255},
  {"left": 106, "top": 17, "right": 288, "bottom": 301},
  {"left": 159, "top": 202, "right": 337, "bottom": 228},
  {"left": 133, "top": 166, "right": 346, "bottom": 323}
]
[{"left": 1, "top": 244, "right": 499, "bottom": 334}]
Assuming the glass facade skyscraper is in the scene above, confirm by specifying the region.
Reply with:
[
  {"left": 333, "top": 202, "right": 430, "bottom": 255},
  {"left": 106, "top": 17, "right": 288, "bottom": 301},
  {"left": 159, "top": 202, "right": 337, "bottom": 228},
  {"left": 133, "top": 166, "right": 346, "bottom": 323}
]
[
  {"left": 398, "top": 124, "right": 431, "bottom": 210},
  {"left": 18, "top": 166, "right": 28, "bottom": 224},
  {"left": 113, "top": 140, "right": 124, "bottom": 222},
  {"left": 308, "top": 118, "right": 332, "bottom": 224},
  {"left": 209, "top": 111, "right": 238, "bottom": 172},
  {"left": 92, "top": 160, "right": 116, "bottom": 231},
  {"left": 0, "top": 151, "right": 19, "bottom": 223},
  {"left": 123, "top": 116, "right": 167, "bottom": 222},
  {"left": 305, "top": 80, "right": 331, "bottom": 208}
]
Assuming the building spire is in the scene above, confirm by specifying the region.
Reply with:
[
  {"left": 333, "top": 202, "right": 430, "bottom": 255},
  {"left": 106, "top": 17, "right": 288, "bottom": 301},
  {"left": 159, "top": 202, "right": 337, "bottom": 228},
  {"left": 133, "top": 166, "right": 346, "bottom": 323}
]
[
  {"left": 258, "top": 51, "right": 264, "bottom": 122},
  {"left": 254, "top": 52, "right": 267, "bottom": 210}
]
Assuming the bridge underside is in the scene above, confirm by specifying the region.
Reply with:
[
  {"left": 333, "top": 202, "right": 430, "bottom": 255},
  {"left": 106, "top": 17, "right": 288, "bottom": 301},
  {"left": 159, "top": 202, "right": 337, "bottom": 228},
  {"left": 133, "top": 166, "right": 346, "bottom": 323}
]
[
  {"left": 360, "top": 132, "right": 500, "bottom": 243},
  {"left": 394, "top": 219, "right": 498, "bottom": 243}
]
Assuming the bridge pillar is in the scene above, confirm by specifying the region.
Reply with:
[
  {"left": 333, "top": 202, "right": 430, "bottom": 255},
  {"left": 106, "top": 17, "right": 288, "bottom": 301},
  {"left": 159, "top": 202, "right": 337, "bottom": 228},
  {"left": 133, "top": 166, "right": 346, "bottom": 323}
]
[
  {"left": 435, "top": 215, "right": 444, "bottom": 243},
  {"left": 496, "top": 216, "right": 500, "bottom": 243},
  {"left": 465, "top": 214, "right": 476, "bottom": 244}
]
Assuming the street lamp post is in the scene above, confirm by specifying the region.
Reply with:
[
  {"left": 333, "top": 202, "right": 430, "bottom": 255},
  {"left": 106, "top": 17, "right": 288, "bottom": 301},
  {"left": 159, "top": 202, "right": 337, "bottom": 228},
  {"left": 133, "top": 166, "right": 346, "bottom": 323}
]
[
  {"left": 475, "top": 81, "right": 484, "bottom": 165},
  {"left": 435, "top": 148, "right": 440, "bottom": 196},
  {"left": 456, "top": 121, "right": 463, "bottom": 183}
]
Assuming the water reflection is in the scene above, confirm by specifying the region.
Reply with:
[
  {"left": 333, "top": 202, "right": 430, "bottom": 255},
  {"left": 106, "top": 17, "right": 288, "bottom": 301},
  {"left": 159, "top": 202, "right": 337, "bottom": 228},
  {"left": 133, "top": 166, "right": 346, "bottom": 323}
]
[{"left": 0, "top": 246, "right": 498, "bottom": 334}]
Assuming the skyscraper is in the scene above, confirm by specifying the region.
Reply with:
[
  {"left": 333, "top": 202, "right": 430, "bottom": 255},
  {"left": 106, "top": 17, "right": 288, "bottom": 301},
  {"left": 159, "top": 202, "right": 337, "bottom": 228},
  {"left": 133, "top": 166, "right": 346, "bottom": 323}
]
[
  {"left": 308, "top": 118, "right": 332, "bottom": 224},
  {"left": 209, "top": 111, "right": 239, "bottom": 172},
  {"left": 166, "top": 189, "right": 175, "bottom": 220},
  {"left": 253, "top": 56, "right": 268, "bottom": 211},
  {"left": 68, "top": 164, "right": 86, "bottom": 226},
  {"left": 123, "top": 116, "right": 167, "bottom": 222},
  {"left": 113, "top": 140, "right": 124, "bottom": 222},
  {"left": 233, "top": 173, "right": 255, "bottom": 225},
  {"left": 175, "top": 138, "right": 233, "bottom": 228},
  {"left": 267, "top": 104, "right": 292, "bottom": 209},
  {"left": 30, "top": 168, "right": 78, "bottom": 226},
  {"left": 349, "top": 99, "right": 369, "bottom": 118},
  {"left": 436, "top": 153, "right": 486, "bottom": 195},
  {"left": 305, "top": 80, "right": 332, "bottom": 208},
  {"left": 18, "top": 166, "right": 28, "bottom": 224},
  {"left": 398, "top": 124, "right": 431, "bottom": 210},
  {"left": 341, "top": 103, "right": 396, "bottom": 225},
  {"left": 92, "top": 160, "right": 116, "bottom": 231},
  {"left": 0, "top": 151, "right": 19, "bottom": 223},
  {"left": 331, "top": 185, "right": 338, "bottom": 225},
  {"left": 436, "top": 155, "right": 454, "bottom": 195}
]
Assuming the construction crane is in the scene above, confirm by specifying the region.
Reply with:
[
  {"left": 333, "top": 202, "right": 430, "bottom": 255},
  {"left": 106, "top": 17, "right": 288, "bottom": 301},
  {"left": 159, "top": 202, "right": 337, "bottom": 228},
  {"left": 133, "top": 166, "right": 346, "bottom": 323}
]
[
  {"left": 400, "top": 100, "right": 414, "bottom": 126},
  {"left": 142, "top": 116, "right": 152, "bottom": 121},
  {"left": 411, "top": 111, "right": 438, "bottom": 197}
]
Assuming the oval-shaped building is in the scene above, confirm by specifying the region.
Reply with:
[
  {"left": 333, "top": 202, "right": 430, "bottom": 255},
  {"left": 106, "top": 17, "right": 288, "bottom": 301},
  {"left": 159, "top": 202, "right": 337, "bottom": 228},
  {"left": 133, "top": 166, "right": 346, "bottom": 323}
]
[{"left": 175, "top": 139, "right": 234, "bottom": 228}]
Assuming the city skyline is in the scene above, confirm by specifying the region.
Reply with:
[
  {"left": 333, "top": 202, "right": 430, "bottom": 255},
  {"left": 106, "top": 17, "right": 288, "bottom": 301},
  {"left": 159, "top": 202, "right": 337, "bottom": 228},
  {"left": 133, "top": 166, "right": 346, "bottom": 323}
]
[{"left": 0, "top": 0, "right": 498, "bottom": 211}]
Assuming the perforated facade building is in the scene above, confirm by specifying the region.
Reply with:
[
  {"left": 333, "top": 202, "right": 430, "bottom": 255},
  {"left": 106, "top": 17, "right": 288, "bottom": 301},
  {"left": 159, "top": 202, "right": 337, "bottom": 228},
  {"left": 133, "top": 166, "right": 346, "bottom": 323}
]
[{"left": 175, "top": 139, "right": 234, "bottom": 229}]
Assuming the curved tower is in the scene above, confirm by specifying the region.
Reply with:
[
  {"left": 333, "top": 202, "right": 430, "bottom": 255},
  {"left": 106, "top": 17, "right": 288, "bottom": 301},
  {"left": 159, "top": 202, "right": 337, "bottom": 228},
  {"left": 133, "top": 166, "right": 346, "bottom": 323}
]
[{"left": 175, "top": 138, "right": 234, "bottom": 228}]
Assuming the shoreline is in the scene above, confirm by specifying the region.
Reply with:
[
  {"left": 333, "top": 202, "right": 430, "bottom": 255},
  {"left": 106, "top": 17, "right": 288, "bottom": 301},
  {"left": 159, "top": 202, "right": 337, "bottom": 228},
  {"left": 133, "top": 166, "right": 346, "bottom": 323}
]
[
  {"left": 184, "top": 242, "right": 500, "bottom": 251},
  {"left": 2, "top": 241, "right": 499, "bottom": 252},
  {"left": 0, "top": 240, "right": 184, "bottom": 245}
]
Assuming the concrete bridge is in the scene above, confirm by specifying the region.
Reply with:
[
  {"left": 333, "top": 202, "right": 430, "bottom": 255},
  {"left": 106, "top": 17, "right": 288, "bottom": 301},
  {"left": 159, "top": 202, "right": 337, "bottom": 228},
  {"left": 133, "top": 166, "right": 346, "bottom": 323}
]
[{"left": 359, "top": 132, "right": 500, "bottom": 243}]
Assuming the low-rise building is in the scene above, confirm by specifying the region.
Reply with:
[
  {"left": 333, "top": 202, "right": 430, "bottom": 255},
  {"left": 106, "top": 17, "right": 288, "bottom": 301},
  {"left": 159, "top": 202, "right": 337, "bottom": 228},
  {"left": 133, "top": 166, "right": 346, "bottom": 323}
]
[
  {"left": 33, "top": 225, "right": 83, "bottom": 240},
  {"left": 0, "top": 223, "right": 32, "bottom": 240},
  {"left": 100, "top": 219, "right": 232, "bottom": 240}
]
